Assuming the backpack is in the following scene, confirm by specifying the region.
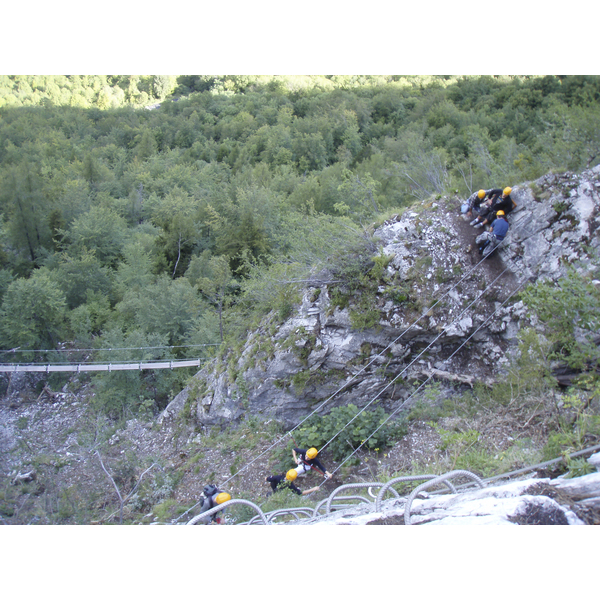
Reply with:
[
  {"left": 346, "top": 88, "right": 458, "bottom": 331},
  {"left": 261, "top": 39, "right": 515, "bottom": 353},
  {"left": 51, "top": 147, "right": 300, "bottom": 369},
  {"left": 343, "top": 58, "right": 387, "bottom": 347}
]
[{"left": 203, "top": 484, "right": 218, "bottom": 498}]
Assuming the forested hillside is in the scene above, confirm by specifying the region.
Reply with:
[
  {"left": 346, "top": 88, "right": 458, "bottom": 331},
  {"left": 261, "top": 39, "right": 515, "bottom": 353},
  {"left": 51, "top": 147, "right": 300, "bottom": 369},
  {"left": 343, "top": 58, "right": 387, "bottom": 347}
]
[{"left": 1, "top": 74, "right": 599, "bottom": 420}]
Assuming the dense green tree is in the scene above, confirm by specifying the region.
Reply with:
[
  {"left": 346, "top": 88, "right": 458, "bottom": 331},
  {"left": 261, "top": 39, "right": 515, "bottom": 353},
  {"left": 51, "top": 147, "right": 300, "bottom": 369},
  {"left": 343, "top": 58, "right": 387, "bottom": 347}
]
[
  {"left": 50, "top": 250, "right": 113, "bottom": 309},
  {"left": 543, "top": 102, "right": 600, "bottom": 170},
  {"left": 68, "top": 290, "right": 112, "bottom": 344},
  {"left": 148, "top": 187, "right": 201, "bottom": 277},
  {"left": 0, "top": 268, "right": 14, "bottom": 303},
  {"left": 152, "top": 76, "right": 175, "bottom": 100},
  {"left": 0, "top": 269, "right": 67, "bottom": 351},
  {"left": 214, "top": 187, "right": 275, "bottom": 274},
  {"left": 188, "top": 253, "right": 238, "bottom": 341},
  {"left": 0, "top": 164, "right": 53, "bottom": 264},
  {"left": 113, "top": 241, "right": 155, "bottom": 301},
  {"left": 383, "top": 131, "right": 451, "bottom": 200},
  {"left": 335, "top": 169, "right": 380, "bottom": 219},
  {"left": 135, "top": 129, "right": 158, "bottom": 160},
  {"left": 114, "top": 274, "right": 201, "bottom": 347},
  {"left": 63, "top": 205, "right": 128, "bottom": 266}
]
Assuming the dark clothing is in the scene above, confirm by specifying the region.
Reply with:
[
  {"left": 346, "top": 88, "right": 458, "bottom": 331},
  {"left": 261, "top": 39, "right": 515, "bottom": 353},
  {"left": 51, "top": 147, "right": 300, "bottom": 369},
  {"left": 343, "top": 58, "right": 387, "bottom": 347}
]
[
  {"left": 487, "top": 189, "right": 503, "bottom": 203},
  {"left": 493, "top": 194, "right": 515, "bottom": 214},
  {"left": 486, "top": 194, "right": 515, "bottom": 224},
  {"left": 476, "top": 201, "right": 493, "bottom": 220},
  {"left": 266, "top": 474, "right": 302, "bottom": 495},
  {"left": 294, "top": 448, "right": 327, "bottom": 474},
  {"left": 473, "top": 190, "right": 504, "bottom": 220}
]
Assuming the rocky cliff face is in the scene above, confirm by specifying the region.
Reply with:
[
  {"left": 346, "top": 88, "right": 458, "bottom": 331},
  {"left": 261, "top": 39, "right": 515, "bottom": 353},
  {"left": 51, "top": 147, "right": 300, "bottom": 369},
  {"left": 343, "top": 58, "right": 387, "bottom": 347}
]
[{"left": 161, "top": 165, "right": 600, "bottom": 429}]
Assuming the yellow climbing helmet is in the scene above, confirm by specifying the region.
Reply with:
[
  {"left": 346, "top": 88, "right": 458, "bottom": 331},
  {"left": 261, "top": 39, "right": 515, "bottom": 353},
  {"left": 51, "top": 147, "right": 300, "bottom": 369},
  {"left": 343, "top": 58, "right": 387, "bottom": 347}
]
[
  {"left": 503, "top": 187, "right": 512, "bottom": 196},
  {"left": 286, "top": 469, "right": 298, "bottom": 481},
  {"left": 306, "top": 447, "right": 318, "bottom": 460},
  {"left": 215, "top": 492, "right": 231, "bottom": 504},
  {"left": 477, "top": 189, "right": 486, "bottom": 199},
  {"left": 496, "top": 210, "right": 505, "bottom": 216}
]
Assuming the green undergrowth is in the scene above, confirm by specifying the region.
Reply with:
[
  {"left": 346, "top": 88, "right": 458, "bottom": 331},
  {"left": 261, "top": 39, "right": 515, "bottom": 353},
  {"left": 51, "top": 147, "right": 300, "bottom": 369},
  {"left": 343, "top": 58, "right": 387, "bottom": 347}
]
[
  {"left": 401, "top": 340, "right": 600, "bottom": 481},
  {"left": 272, "top": 403, "right": 407, "bottom": 470}
]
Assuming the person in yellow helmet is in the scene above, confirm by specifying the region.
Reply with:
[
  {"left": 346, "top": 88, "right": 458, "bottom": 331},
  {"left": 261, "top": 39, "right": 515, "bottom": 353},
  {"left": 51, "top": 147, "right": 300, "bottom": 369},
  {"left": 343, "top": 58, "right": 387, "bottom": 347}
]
[
  {"left": 475, "top": 210, "right": 509, "bottom": 258},
  {"left": 196, "top": 484, "right": 231, "bottom": 524},
  {"left": 463, "top": 188, "right": 493, "bottom": 221},
  {"left": 292, "top": 446, "right": 333, "bottom": 479},
  {"left": 265, "top": 469, "right": 321, "bottom": 497}
]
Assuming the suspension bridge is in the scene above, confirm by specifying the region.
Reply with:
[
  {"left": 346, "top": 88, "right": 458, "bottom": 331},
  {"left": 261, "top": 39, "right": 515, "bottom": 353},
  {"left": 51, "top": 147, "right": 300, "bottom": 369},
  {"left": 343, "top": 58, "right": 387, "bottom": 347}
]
[{"left": 0, "top": 358, "right": 207, "bottom": 373}]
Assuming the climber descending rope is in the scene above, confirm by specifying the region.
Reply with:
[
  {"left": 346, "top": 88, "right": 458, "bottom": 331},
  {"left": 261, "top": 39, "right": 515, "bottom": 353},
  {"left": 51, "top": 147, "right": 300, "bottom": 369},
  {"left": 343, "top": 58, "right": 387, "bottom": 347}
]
[{"left": 291, "top": 446, "right": 332, "bottom": 479}]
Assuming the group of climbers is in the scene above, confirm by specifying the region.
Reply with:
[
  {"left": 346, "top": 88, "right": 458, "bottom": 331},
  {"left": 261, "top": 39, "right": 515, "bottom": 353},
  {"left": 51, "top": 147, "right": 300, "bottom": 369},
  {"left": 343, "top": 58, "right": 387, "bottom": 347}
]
[
  {"left": 196, "top": 446, "right": 331, "bottom": 524},
  {"left": 462, "top": 187, "right": 516, "bottom": 258}
]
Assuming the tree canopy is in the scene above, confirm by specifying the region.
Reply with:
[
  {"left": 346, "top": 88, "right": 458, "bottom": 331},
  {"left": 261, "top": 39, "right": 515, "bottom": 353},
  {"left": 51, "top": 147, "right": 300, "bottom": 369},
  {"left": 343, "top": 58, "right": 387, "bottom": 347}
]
[{"left": 2, "top": 74, "right": 599, "bottom": 416}]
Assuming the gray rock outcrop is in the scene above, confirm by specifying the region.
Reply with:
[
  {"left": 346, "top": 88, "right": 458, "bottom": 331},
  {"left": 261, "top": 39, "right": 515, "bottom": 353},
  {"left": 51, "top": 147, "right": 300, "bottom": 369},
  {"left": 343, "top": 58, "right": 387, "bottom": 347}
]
[{"left": 161, "top": 166, "right": 600, "bottom": 429}]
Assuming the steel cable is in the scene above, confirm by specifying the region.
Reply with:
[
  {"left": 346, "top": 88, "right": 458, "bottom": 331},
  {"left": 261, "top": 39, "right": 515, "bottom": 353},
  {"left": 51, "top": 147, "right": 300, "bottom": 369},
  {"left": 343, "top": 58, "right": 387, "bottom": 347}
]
[
  {"left": 328, "top": 266, "right": 532, "bottom": 478},
  {"left": 178, "top": 217, "right": 546, "bottom": 521},
  {"left": 403, "top": 470, "right": 485, "bottom": 525},
  {"left": 186, "top": 498, "right": 267, "bottom": 525},
  {"left": 320, "top": 253, "right": 518, "bottom": 456}
]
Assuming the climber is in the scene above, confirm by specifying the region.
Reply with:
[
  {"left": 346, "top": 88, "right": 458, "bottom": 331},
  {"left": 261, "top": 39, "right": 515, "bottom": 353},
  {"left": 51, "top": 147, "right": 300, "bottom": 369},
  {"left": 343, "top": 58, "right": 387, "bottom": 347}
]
[
  {"left": 265, "top": 469, "right": 321, "bottom": 496},
  {"left": 292, "top": 446, "right": 333, "bottom": 479},
  {"left": 462, "top": 189, "right": 491, "bottom": 221},
  {"left": 475, "top": 210, "right": 509, "bottom": 258},
  {"left": 196, "top": 484, "right": 231, "bottom": 524},
  {"left": 472, "top": 187, "right": 516, "bottom": 228}
]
